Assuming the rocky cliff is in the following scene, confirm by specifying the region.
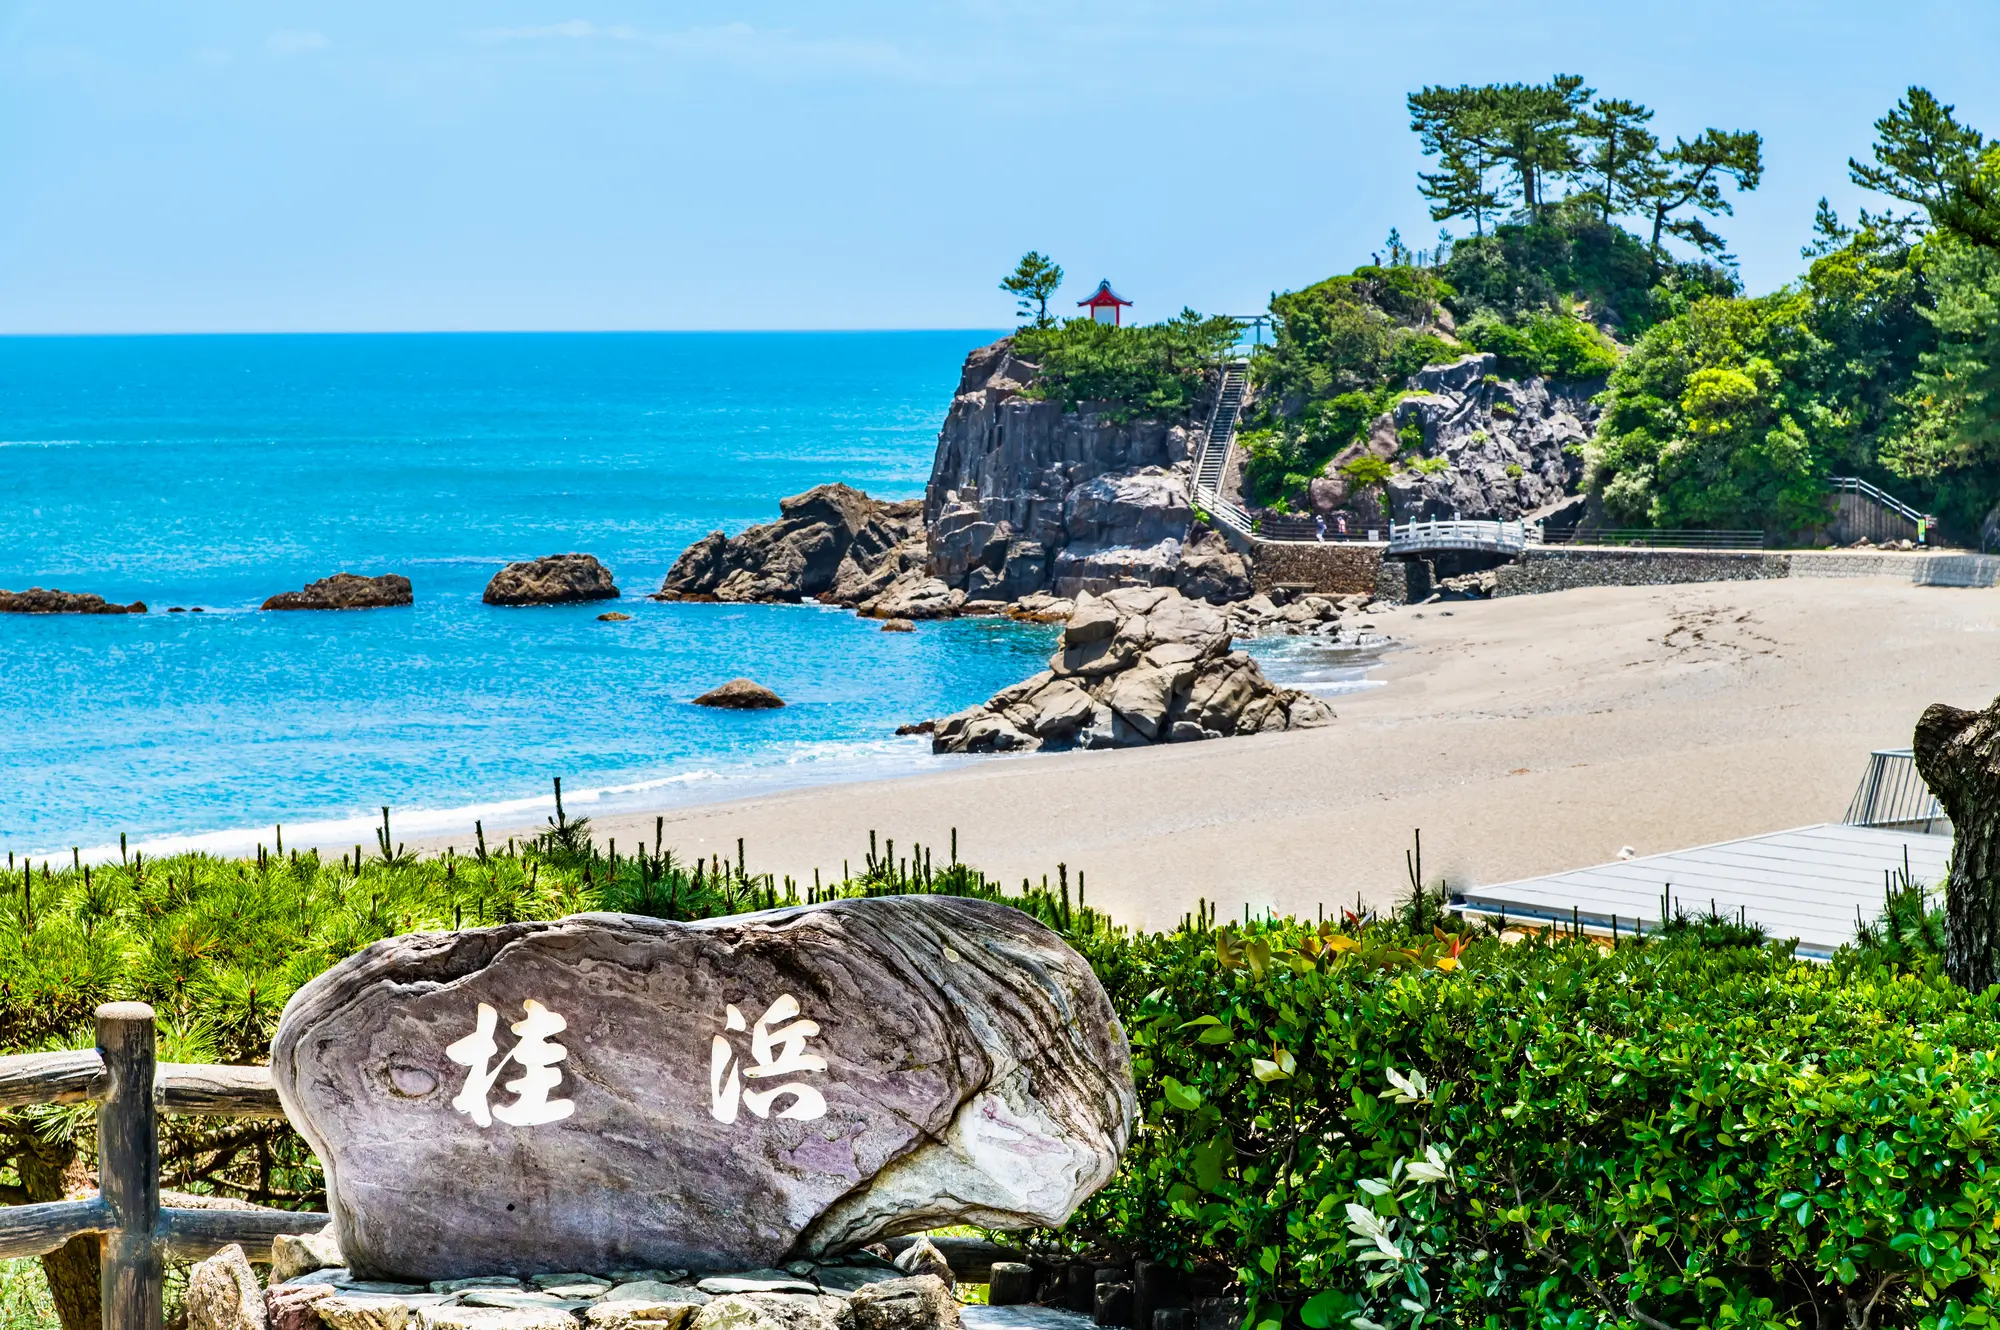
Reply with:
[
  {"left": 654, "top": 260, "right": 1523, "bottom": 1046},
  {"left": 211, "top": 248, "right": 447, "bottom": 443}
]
[
  {"left": 1298, "top": 353, "right": 1598, "bottom": 525},
  {"left": 925, "top": 339, "right": 1223, "bottom": 601},
  {"left": 658, "top": 484, "right": 929, "bottom": 609}
]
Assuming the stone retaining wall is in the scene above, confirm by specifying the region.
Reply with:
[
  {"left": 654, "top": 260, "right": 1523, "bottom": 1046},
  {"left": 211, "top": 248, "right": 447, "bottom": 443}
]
[
  {"left": 1494, "top": 548, "right": 1788, "bottom": 596},
  {"left": 1492, "top": 546, "right": 2000, "bottom": 597},
  {"left": 1249, "top": 542, "right": 1384, "bottom": 596}
]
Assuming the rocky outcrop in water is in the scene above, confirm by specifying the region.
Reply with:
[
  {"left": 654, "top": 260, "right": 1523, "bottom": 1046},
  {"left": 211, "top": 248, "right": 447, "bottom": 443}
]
[
  {"left": 660, "top": 485, "right": 925, "bottom": 608},
  {"left": 930, "top": 586, "right": 1333, "bottom": 753},
  {"left": 484, "top": 554, "right": 620, "bottom": 606},
  {"left": 925, "top": 339, "right": 1202, "bottom": 601},
  {"left": 262, "top": 572, "right": 413, "bottom": 611},
  {"left": 693, "top": 678, "right": 786, "bottom": 709},
  {"left": 270, "top": 897, "right": 1133, "bottom": 1281},
  {"left": 1299, "top": 354, "right": 1597, "bottom": 525},
  {"left": 0, "top": 587, "right": 147, "bottom": 614}
]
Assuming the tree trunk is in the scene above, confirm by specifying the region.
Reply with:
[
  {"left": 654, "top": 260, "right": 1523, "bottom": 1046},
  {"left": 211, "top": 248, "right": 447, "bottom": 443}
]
[
  {"left": 16, "top": 1137, "right": 101, "bottom": 1330},
  {"left": 1913, "top": 699, "right": 2000, "bottom": 990}
]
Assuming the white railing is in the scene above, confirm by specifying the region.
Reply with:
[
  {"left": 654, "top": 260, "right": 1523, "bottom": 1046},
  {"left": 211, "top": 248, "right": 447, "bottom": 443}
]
[
  {"left": 1830, "top": 475, "right": 1927, "bottom": 527},
  {"left": 1387, "top": 518, "right": 1531, "bottom": 556}
]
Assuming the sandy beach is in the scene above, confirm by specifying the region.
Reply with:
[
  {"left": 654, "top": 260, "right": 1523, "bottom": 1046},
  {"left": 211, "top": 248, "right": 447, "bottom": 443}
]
[{"left": 464, "top": 577, "right": 2000, "bottom": 932}]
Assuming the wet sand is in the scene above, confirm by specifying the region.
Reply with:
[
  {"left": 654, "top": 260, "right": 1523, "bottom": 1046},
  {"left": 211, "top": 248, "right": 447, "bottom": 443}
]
[{"left": 468, "top": 577, "right": 2000, "bottom": 932}]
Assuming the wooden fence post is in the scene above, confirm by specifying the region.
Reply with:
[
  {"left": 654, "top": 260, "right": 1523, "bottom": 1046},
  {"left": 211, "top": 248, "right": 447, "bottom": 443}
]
[{"left": 97, "top": 1002, "right": 162, "bottom": 1330}]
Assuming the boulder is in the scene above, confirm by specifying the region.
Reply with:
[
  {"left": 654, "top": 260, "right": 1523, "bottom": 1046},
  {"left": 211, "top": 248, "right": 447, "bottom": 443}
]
[
  {"left": 931, "top": 588, "right": 1333, "bottom": 754},
  {"left": 599, "top": 612, "right": 632, "bottom": 622},
  {"left": 261, "top": 574, "right": 413, "bottom": 612},
  {"left": 0, "top": 587, "right": 146, "bottom": 614},
  {"left": 1174, "top": 533, "right": 1254, "bottom": 606},
  {"left": 264, "top": 1284, "right": 335, "bottom": 1330},
  {"left": 483, "top": 555, "right": 619, "bottom": 607},
  {"left": 890, "top": 1238, "right": 954, "bottom": 1288},
  {"left": 879, "top": 619, "right": 916, "bottom": 633},
  {"left": 858, "top": 574, "right": 963, "bottom": 621},
  {"left": 186, "top": 1244, "right": 268, "bottom": 1330},
  {"left": 693, "top": 679, "right": 785, "bottom": 710},
  {"left": 846, "top": 1276, "right": 958, "bottom": 1330},
  {"left": 270, "top": 897, "right": 1134, "bottom": 1282},
  {"left": 273, "top": 1229, "right": 345, "bottom": 1282},
  {"left": 660, "top": 486, "right": 924, "bottom": 607}
]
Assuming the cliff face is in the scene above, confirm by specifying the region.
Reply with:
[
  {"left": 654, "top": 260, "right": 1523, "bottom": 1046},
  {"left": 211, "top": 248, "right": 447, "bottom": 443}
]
[
  {"left": 1385, "top": 354, "right": 1597, "bottom": 522},
  {"left": 1298, "top": 354, "right": 1596, "bottom": 525},
  {"left": 924, "top": 339, "right": 1205, "bottom": 600}
]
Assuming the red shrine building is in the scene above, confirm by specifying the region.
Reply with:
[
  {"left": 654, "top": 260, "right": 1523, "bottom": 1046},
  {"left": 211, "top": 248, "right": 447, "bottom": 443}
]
[{"left": 1078, "top": 280, "right": 1132, "bottom": 326}]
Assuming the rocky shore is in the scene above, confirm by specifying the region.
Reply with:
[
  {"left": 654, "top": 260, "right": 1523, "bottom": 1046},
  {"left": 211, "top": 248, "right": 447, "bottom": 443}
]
[
  {"left": 0, "top": 586, "right": 147, "bottom": 614},
  {"left": 929, "top": 587, "right": 1334, "bottom": 753},
  {"left": 262, "top": 572, "right": 413, "bottom": 611}
]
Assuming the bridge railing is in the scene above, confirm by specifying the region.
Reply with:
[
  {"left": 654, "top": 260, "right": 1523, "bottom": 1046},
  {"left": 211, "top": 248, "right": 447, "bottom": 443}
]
[
  {"left": 0, "top": 1003, "right": 329, "bottom": 1329},
  {"left": 1388, "top": 518, "right": 1530, "bottom": 555}
]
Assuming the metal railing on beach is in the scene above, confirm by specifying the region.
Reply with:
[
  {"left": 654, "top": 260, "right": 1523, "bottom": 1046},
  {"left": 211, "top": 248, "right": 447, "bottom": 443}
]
[
  {"left": 1844, "top": 748, "right": 1948, "bottom": 834},
  {"left": 0, "top": 1003, "right": 328, "bottom": 1329},
  {"left": 1543, "top": 527, "right": 1768, "bottom": 550}
]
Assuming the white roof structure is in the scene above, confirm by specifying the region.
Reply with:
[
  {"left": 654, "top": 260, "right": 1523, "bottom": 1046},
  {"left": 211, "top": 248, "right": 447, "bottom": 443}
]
[{"left": 1452, "top": 822, "right": 1952, "bottom": 961}]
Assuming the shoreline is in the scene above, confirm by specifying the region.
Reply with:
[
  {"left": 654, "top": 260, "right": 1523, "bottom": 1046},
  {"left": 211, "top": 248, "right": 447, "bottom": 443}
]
[{"left": 37, "top": 575, "right": 2000, "bottom": 937}]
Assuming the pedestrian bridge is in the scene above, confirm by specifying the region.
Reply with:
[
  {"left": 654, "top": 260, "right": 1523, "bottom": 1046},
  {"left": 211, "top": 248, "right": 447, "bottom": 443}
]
[{"left": 1386, "top": 518, "right": 1531, "bottom": 557}]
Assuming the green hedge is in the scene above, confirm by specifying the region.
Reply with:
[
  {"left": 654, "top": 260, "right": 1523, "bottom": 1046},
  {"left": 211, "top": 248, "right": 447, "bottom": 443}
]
[
  {"left": 1065, "top": 909, "right": 2000, "bottom": 1330},
  {"left": 4, "top": 829, "right": 1993, "bottom": 1330},
  {"left": 1013, "top": 311, "right": 1239, "bottom": 420}
]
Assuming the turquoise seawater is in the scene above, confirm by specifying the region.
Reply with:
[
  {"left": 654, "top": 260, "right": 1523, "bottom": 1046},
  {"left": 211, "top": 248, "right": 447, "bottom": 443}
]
[{"left": 0, "top": 331, "right": 1082, "bottom": 856}]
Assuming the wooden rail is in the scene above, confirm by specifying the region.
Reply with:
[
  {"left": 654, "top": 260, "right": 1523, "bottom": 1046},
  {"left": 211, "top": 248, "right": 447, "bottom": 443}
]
[{"left": 0, "top": 1003, "right": 330, "bottom": 1330}]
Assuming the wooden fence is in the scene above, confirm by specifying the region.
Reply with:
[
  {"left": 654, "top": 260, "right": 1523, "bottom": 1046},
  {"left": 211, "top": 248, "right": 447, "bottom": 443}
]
[{"left": 0, "top": 1002, "right": 329, "bottom": 1330}]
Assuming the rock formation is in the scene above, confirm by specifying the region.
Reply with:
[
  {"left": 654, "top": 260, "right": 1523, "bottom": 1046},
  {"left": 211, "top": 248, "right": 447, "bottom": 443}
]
[
  {"left": 1297, "top": 354, "right": 1597, "bottom": 525},
  {"left": 930, "top": 586, "right": 1334, "bottom": 753},
  {"left": 0, "top": 587, "right": 146, "bottom": 614},
  {"left": 659, "top": 485, "right": 925, "bottom": 608},
  {"left": 484, "top": 555, "right": 620, "bottom": 607},
  {"left": 270, "top": 896, "right": 1134, "bottom": 1281},
  {"left": 925, "top": 339, "right": 1202, "bottom": 600},
  {"left": 261, "top": 573, "right": 413, "bottom": 612},
  {"left": 694, "top": 679, "right": 786, "bottom": 709}
]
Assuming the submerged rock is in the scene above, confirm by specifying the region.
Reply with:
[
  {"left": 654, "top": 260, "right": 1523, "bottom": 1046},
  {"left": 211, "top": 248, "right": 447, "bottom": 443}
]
[
  {"left": 879, "top": 618, "right": 916, "bottom": 633},
  {"left": 261, "top": 573, "right": 413, "bottom": 612},
  {"left": 483, "top": 554, "right": 620, "bottom": 607},
  {"left": 930, "top": 587, "right": 1334, "bottom": 754},
  {"left": 660, "top": 485, "right": 924, "bottom": 607},
  {"left": 270, "top": 898, "right": 1134, "bottom": 1281},
  {"left": 0, "top": 587, "right": 146, "bottom": 614},
  {"left": 693, "top": 679, "right": 786, "bottom": 709}
]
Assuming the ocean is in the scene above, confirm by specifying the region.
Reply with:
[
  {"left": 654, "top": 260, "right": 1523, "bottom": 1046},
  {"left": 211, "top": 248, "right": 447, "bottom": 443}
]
[{"left": 0, "top": 332, "right": 1372, "bottom": 859}]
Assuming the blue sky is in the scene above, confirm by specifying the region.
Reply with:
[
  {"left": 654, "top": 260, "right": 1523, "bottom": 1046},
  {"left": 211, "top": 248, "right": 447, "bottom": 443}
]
[{"left": 2, "top": 1, "right": 1996, "bottom": 332}]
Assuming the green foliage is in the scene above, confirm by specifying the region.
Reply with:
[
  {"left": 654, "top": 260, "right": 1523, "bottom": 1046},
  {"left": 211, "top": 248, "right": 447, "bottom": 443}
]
[
  {"left": 0, "top": 1260, "right": 57, "bottom": 1330},
  {"left": 1406, "top": 456, "right": 1450, "bottom": 475},
  {"left": 1441, "top": 210, "right": 1736, "bottom": 332},
  {"left": 1068, "top": 907, "right": 2000, "bottom": 1330},
  {"left": 1462, "top": 310, "right": 1620, "bottom": 381},
  {"left": 1587, "top": 206, "right": 1959, "bottom": 533},
  {"left": 1002, "top": 251, "right": 1066, "bottom": 329},
  {"left": 1338, "top": 455, "right": 1393, "bottom": 490},
  {"left": 1014, "top": 311, "right": 1238, "bottom": 421},
  {"left": 1850, "top": 88, "right": 2000, "bottom": 252}
]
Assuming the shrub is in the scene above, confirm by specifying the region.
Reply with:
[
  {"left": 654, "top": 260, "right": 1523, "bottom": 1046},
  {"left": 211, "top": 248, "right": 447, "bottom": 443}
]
[
  {"left": 1505, "top": 462, "right": 1523, "bottom": 478},
  {"left": 1464, "top": 312, "right": 1621, "bottom": 382},
  {"left": 1338, "top": 456, "right": 1393, "bottom": 490},
  {"left": 1014, "top": 310, "right": 1239, "bottom": 420},
  {"left": 1067, "top": 909, "right": 2000, "bottom": 1330},
  {"left": 1491, "top": 400, "right": 1518, "bottom": 418},
  {"left": 1407, "top": 456, "right": 1450, "bottom": 475},
  {"left": 1396, "top": 422, "right": 1425, "bottom": 453}
]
